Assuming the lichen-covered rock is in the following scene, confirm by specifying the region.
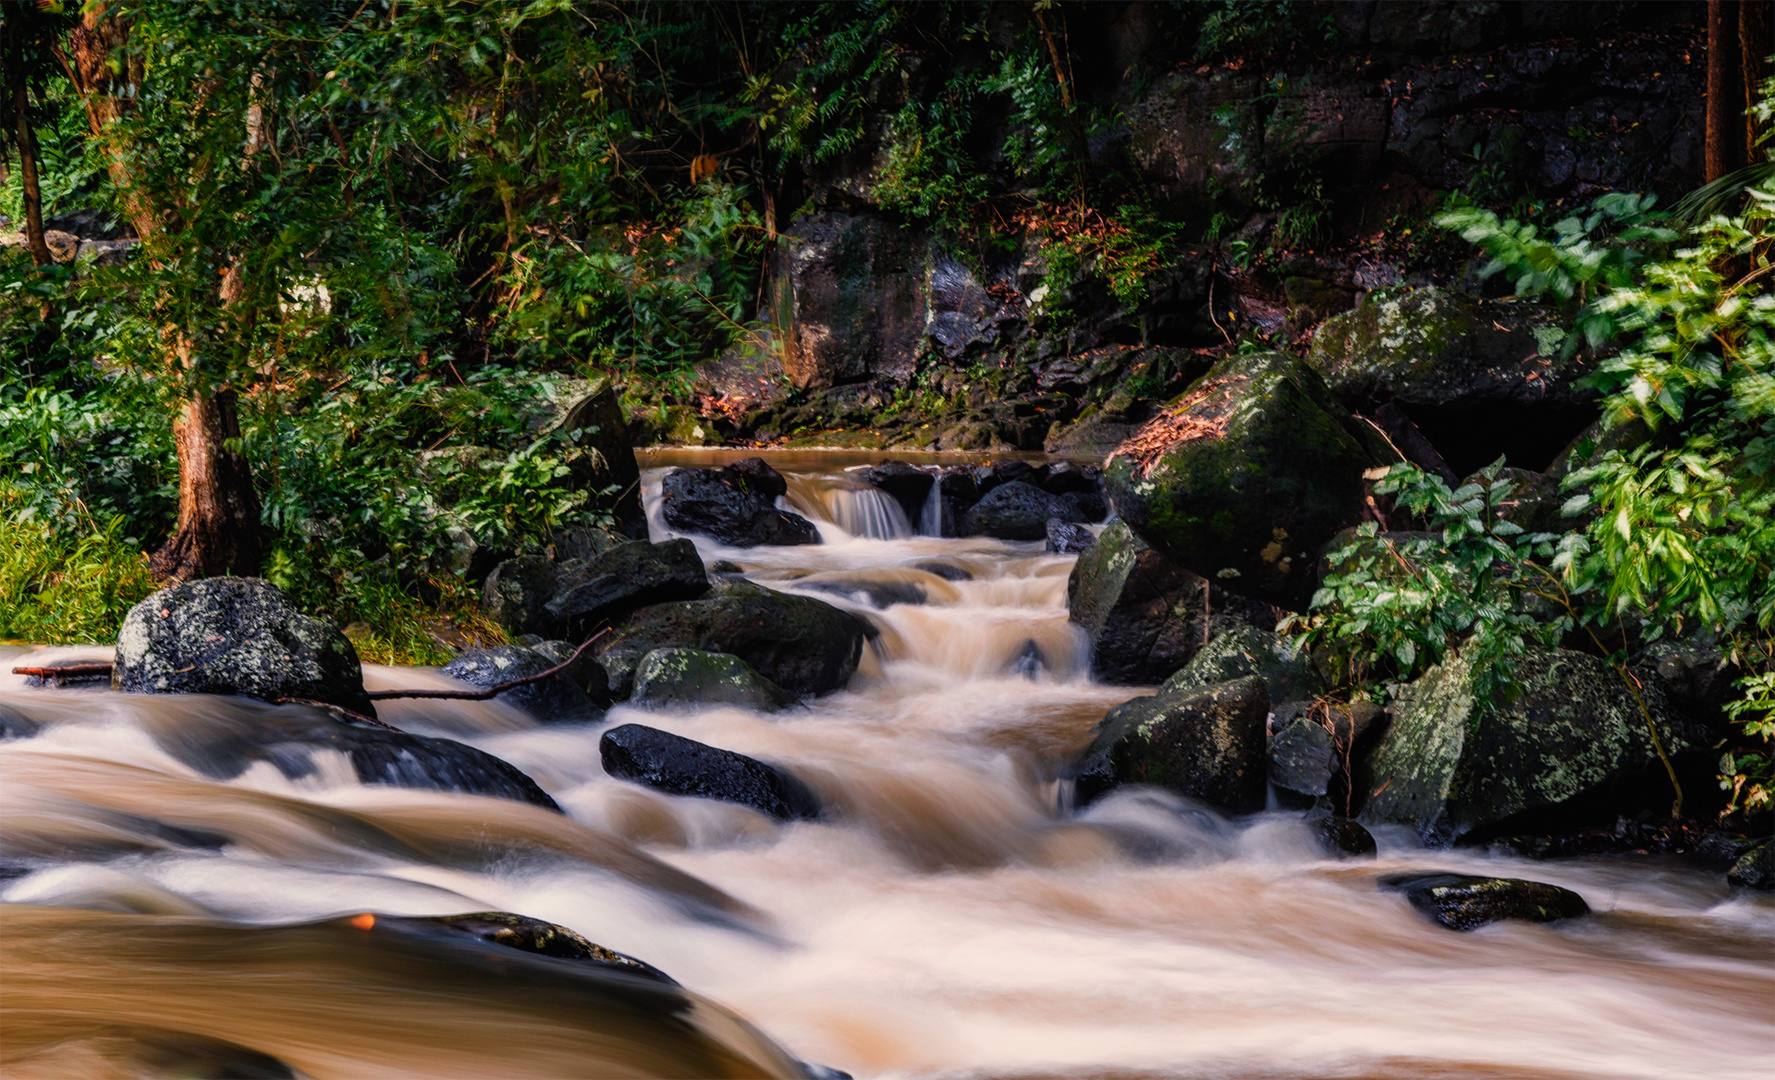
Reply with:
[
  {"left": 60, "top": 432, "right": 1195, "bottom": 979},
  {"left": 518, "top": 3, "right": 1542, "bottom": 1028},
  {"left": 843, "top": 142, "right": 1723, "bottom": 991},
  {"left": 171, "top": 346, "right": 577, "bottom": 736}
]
[
  {"left": 662, "top": 467, "right": 820, "bottom": 547},
  {"left": 545, "top": 378, "right": 646, "bottom": 536},
  {"left": 961, "top": 480, "right": 1098, "bottom": 541},
  {"left": 1073, "top": 675, "right": 1271, "bottom": 813},
  {"left": 480, "top": 555, "right": 558, "bottom": 638},
  {"left": 600, "top": 723, "right": 820, "bottom": 821},
  {"left": 1359, "top": 648, "right": 1705, "bottom": 845},
  {"left": 631, "top": 649, "right": 794, "bottom": 713},
  {"left": 439, "top": 645, "right": 601, "bottom": 724},
  {"left": 1046, "top": 520, "right": 1096, "bottom": 554},
  {"left": 1103, "top": 351, "right": 1389, "bottom": 609},
  {"left": 1162, "top": 626, "right": 1324, "bottom": 704},
  {"left": 544, "top": 539, "right": 710, "bottom": 642},
  {"left": 596, "top": 583, "right": 869, "bottom": 699},
  {"left": 1729, "top": 841, "right": 1773, "bottom": 891},
  {"left": 1065, "top": 519, "right": 1274, "bottom": 685},
  {"left": 1381, "top": 872, "right": 1590, "bottom": 931},
  {"left": 114, "top": 577, "right": 374, "bottom": 716},
  {"left": 1271, "top": 718, "right": 1340, "bottom": 801}
]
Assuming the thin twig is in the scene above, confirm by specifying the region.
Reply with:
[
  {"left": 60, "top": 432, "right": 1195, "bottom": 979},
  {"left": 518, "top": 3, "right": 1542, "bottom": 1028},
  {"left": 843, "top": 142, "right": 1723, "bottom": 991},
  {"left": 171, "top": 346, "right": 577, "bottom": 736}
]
[{"left": 276, "top": 696, "right": 404, "bottom": 731}]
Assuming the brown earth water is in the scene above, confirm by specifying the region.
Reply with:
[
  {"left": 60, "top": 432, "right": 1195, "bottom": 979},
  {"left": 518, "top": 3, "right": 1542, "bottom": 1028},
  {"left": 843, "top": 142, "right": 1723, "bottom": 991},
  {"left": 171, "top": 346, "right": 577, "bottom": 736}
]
[{"left": 2, "top": 451, "right": 1769, "bottom": 1078}]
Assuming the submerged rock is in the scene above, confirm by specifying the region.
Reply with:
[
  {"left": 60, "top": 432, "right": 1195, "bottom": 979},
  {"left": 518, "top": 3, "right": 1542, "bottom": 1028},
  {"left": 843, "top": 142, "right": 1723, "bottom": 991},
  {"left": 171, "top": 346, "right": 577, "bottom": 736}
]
[
  {"left": 631, "top": 649, "right": 795, "bottom": 712},
  {"left": 599, "top": 723, "right": 821, "bottom": 821},
  {"left": 1066, "top": 519, "right": 1275, "bottom": 685},
  {"left": 596, "top": 584, "right": 869, "bottom": 699},
  {"left": 114, "top": 577, "right": 375, "bottom": 716},
  {"left": 1102, "top": 350, "right": 1390, "bottom": 609},
  {"left": 544, "top": 539, "right": 710, "bottom": 641},
  {"left": 1073, "top": 675, "right": 1271, "bottom": 813},
  {"left": 1381, "top": 872, "right": 1590, "bottom": 931},
  {"left": 662, "top": 467, "right": 819, "bottom": 547},
  {"left": 1308, "top": 814, "right": 1377, "bottom": 859},
  {"left": 1358, "top": 648, "right": 1705, "bottom": 845},
  {"left": 440, "top": 646, "right": 602, "bottom": 724},
  {"left": 399, "top": 911, "right": 674, "bottom": 982}
]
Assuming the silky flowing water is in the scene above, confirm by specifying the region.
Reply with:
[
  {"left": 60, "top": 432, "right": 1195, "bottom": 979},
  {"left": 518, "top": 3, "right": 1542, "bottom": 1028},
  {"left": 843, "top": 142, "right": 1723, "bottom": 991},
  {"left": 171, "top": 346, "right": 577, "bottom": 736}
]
[{"left": 2, "top": 450, "right": 1769, "bottom": 1079}]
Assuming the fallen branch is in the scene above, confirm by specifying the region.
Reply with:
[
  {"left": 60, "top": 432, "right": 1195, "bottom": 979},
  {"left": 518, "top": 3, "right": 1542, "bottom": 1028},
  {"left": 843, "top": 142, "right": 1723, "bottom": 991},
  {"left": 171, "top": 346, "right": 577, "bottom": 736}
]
[
  {"left": 12, "top": 663, "right": 113, "bottom": 682},
  {"left": 275, "top": 696, "right": 404, "bottom": 731},
  {"left": 363, "top": 628, "right": 610, "bottom": 701}
]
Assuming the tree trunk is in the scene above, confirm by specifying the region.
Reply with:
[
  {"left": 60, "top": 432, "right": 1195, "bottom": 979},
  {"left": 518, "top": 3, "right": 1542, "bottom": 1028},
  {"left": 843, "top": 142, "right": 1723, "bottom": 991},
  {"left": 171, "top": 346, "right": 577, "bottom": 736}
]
[
  {"left": 61, "top": 3, "right": 264, "bottom": 581},
  {"left": 1707, "top": 0, "right": 1749, "bottom": 182},
  {"left": 8, "top": 26, "right": 52, "bottom": 267},
  {"left": 1743, "top": 0, "right": 1773, "bottom": 161},
  {"left": 149, "top": 387, "right": 263, "bottom": 581}
]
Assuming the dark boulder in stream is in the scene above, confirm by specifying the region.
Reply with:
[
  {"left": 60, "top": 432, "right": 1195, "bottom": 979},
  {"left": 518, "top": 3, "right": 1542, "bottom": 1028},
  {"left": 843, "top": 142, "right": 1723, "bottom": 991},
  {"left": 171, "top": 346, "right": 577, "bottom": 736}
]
[
  {"left": 440, "top": 646, "right": 602, "bottom": 724},
  {"left": 1163, "top": 626, "right": 1324, "bottom": 703},
  {"left": 631, "top": 648, "right": 795, "bottom": 712},
  {"left": 114, "top": 576, "right": 375, "bottom": 716},
  {"left": 1308, "top": 814, "right": 1377, "bottom": 859},
  {"left": 962, "top": 481, "right": 1099, "bottom": 541},
  {"left": 1729, "top": 842, "right": 1773, "bottom": 891},
  {"left": 662, "top": 466, "right": 819, "bottom": 547},
  {"left": 1102, "top": 350, "right": 1391, "bottom": 609},
  {"left": 1073, "top": 675, "right": 1270, "bottom": 813},
  {"left": 600, "top": 723, "right": 821, "bottom": 821},
  {"left": 1382, "top": 872, "right": 1590, "bottom": 931},
  {"left": 543, "top": 538, "right": 711, "bottom": 641},
  {"left": 596, "top": 583, "right": 870, "bottom": 699}
]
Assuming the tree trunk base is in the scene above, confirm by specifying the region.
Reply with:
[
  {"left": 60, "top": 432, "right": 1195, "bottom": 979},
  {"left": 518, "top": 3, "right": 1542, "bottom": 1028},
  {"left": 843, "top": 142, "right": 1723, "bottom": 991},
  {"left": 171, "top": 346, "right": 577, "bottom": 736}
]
[{"left": 149, "top": 387, "right": 263, "bottom": 583}]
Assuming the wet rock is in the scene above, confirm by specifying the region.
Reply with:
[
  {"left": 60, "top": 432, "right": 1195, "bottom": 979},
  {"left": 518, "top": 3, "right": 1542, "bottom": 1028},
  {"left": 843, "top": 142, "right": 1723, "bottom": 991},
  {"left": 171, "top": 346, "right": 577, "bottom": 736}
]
[
  {"left": 1046, "top": 520, "right": 1096, "bottom": 554},
  {"left": 0, "top": 704, "right": 41, "bottom": 740},
  {"left": 798, "top": 574, "right": 927, "bottom": 609},
  {"left": 1308, "top": 814, "right": 1377, "bottom": 859},
  {"left": 861, "top": 461, "right": 935, "bottom": 523},
  {"left": 962, "top": 480, "right": 1096, "bottom": 541},
  {"left": 1033, "top": 461, "right": 1101, "bottom": 495},
  {"left": 402, "top": 911, "right": 673, "bottom": 982},
  {"left": 114, "top": 577, "right": 375, "bottom": 717},
  {"left": 1359, "top": 648, "right": 1705, "bottom": 845},
  {"left": 599, "top": 723, "right": 820, "bottom": 821},
  {"left": 1103, "top": 351, "right": 1390, "bottom": 609},
  {"left": 1381, "top": 872, "right": 1590, "bottom": 931},
  {"left": 1066, "top": 519, "right": 1275, "bottom": 685},
  {"left": 480, "top": 555, "right": 559, "bottom": 638},
  {"left": 1007, "top": 640, "right": 1049, "bottom": 679},
  {"left": 774, "top": 212, "right": 931, "bottom": 391},
  {"left": 662, "top": 467, "right": 820, "bottom": 547},
  {"left": 1270, "top": 718, "right": 1339, "bottom": 802},
  {"left": 722, "top": 456, "right": 789, "bottom": 500},
  {"left": 546, "top": 377, "right": 646, "bottom": 536},
  {"left": 596, "top": 583, "right": 869, "bottom": 699},
  {"left": 631, "top": 649, "right": 794, "bottom": 712},
  {"left": 911, "top": 558, "right": 972, "bottom": 582},
  {"left": 439, "top": 646, "right": 601, "bottom": 724},
  {"left": 1074, "top": 675, "right": 1271, "bottom": 814},
  {"left": 1268, "top": 700, "right": 1386, "bottom": 806},
  {"left": 1307, "top": 287, "right": 1587, "bottom": 473},
  {"left": 1163, "top": 626, "right": 1324, "bottom": 704},
  {"left": 527, "top": 640, "right": 611, "bottom": 704},
  {"left": 1693, "top": 831, "right": 1760, "bottom": 867},
  {"left": 154, "top": 704, "right": 561, "bottom": 812},
  {"left": 544, "top": 539, "right": 710, "bottom": 642},
  {"left": 1729, "top": 841, "right": 1773, "bottom": 891}
]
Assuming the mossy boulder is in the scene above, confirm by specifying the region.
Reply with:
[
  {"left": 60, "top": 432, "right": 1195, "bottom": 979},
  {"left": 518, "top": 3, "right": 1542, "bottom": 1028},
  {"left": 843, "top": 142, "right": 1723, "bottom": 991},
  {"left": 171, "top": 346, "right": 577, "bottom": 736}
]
[
  {"left": 1072, "top": 675, "right": 1271, "bottom": 813},
  {"left": 631, "top": 648, "right": 795, "bottom": 712},
  {"left": 1359, "top": 648, "right": 1706, "bottom": 845},
  {"left": 595, "top": 583, "right": 869, "bottom": 699},
  {"left": 1729, "top": 841, "right": 1773, "bottom": 890},
  {"left": 1066, "top": 519, "right": 1275, "bottom": 686},
  {"left": 1381, "top": 872, "right": 1590, "bottom": 931},
  {"left": 1103, "top": 351, "right": 1389, "bottom": 610},
  {"left": 1161, "top": 626, "right": 1324, "bottom": 703},
  {"left": 114, "top": 577, "right": 374, "bottom": 716},
  {"left": 1307, "top": 286, "right": 1579, "bottom": 410}
]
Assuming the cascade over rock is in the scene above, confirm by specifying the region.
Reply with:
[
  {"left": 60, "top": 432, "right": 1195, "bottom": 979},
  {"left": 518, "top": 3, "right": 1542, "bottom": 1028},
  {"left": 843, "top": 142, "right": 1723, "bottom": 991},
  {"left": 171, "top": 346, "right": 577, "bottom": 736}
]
[
  {"left": 1103, "top": 351, "right": 1390, "bottom": 610},
  {"left": 662, "top": 467, "right": 820, "bottom": 547}
]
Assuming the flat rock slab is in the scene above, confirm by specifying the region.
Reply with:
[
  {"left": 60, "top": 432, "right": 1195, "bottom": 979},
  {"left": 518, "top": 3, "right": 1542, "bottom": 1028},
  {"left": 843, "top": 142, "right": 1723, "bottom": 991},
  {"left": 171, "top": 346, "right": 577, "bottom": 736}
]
[{"left": 1381, "top": 872, "right": 1589, "bottom": 931}]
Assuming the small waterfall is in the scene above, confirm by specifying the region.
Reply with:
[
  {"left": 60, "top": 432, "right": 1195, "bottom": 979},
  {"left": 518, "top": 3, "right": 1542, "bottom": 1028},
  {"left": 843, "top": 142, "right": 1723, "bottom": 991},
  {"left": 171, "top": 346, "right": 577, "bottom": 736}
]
[
  {"left": 917, "top": 472, "right": 944, "bottom": 536},
  {"left": 782, "top": 475, "right": 912, "bottom": 540}
]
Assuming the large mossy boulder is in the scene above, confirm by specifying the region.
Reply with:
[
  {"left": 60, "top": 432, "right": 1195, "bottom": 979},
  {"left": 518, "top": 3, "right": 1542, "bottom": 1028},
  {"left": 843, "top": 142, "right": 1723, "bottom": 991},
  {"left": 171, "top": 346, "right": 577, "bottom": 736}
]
[
  {"left": 1161, "top": 626, "right": 1324, "bottom": 703},
  {"left": 661, "top": 467, "right": 820, "bottom": 547},
  {"left": 1073, "top": 675, "right": 1271, "bottom": 813},
  {"left": 595, "top": 583, "right": 869, "bottom": 699},
  {"left": 630, "top": 648, "right": 794, "bottom": 712},
  {"left": 114, "top": 577, "right": 374, "bottom": 716},
  {"left": 1359, "top": 648, "right": 1706, "bottom": 845},
  {"left": 439, "top": 645, "right": 602, "bottom": 724},
  {"left": 1103, "top": 351, "right": 1389, "bottom": 610},
  {"left": 600, "top": 723, "right": 820, "bottom": 821},
  {"left": 544, "top": 539, "right": 710, "bottom": 642},
  {"left": 1066, "top": 519, "right": 1275, "bottom": 685}
]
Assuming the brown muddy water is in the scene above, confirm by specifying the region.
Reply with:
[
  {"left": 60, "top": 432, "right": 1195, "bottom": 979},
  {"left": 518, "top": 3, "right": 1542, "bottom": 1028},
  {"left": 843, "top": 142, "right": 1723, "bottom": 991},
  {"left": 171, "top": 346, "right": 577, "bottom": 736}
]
[{"left": 2, "top": 451, "right": 1770, "bottom": 1078}]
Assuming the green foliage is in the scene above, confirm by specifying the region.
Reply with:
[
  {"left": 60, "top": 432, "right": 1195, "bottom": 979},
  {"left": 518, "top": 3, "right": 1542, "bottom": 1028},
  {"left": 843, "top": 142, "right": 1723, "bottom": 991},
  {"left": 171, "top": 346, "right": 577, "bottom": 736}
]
[
  {"left": 872, "top": 87, "right": 991, "bottom": 232},
  {"left": 0, "top": 485, "right": 159, "bottom": 645},
  {"left": 1192, "top": 0, "right": 1337, "bottom": 61},
  {"left": 1284, "top": 461, "right": 1571, "bottom": 703}
]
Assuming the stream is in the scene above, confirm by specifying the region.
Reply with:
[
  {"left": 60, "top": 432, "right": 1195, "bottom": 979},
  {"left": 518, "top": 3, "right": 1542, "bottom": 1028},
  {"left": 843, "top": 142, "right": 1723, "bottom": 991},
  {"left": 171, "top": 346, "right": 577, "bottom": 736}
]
[{"left": 2, "top": 450, "right": 1770, "bottom": 1079}]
